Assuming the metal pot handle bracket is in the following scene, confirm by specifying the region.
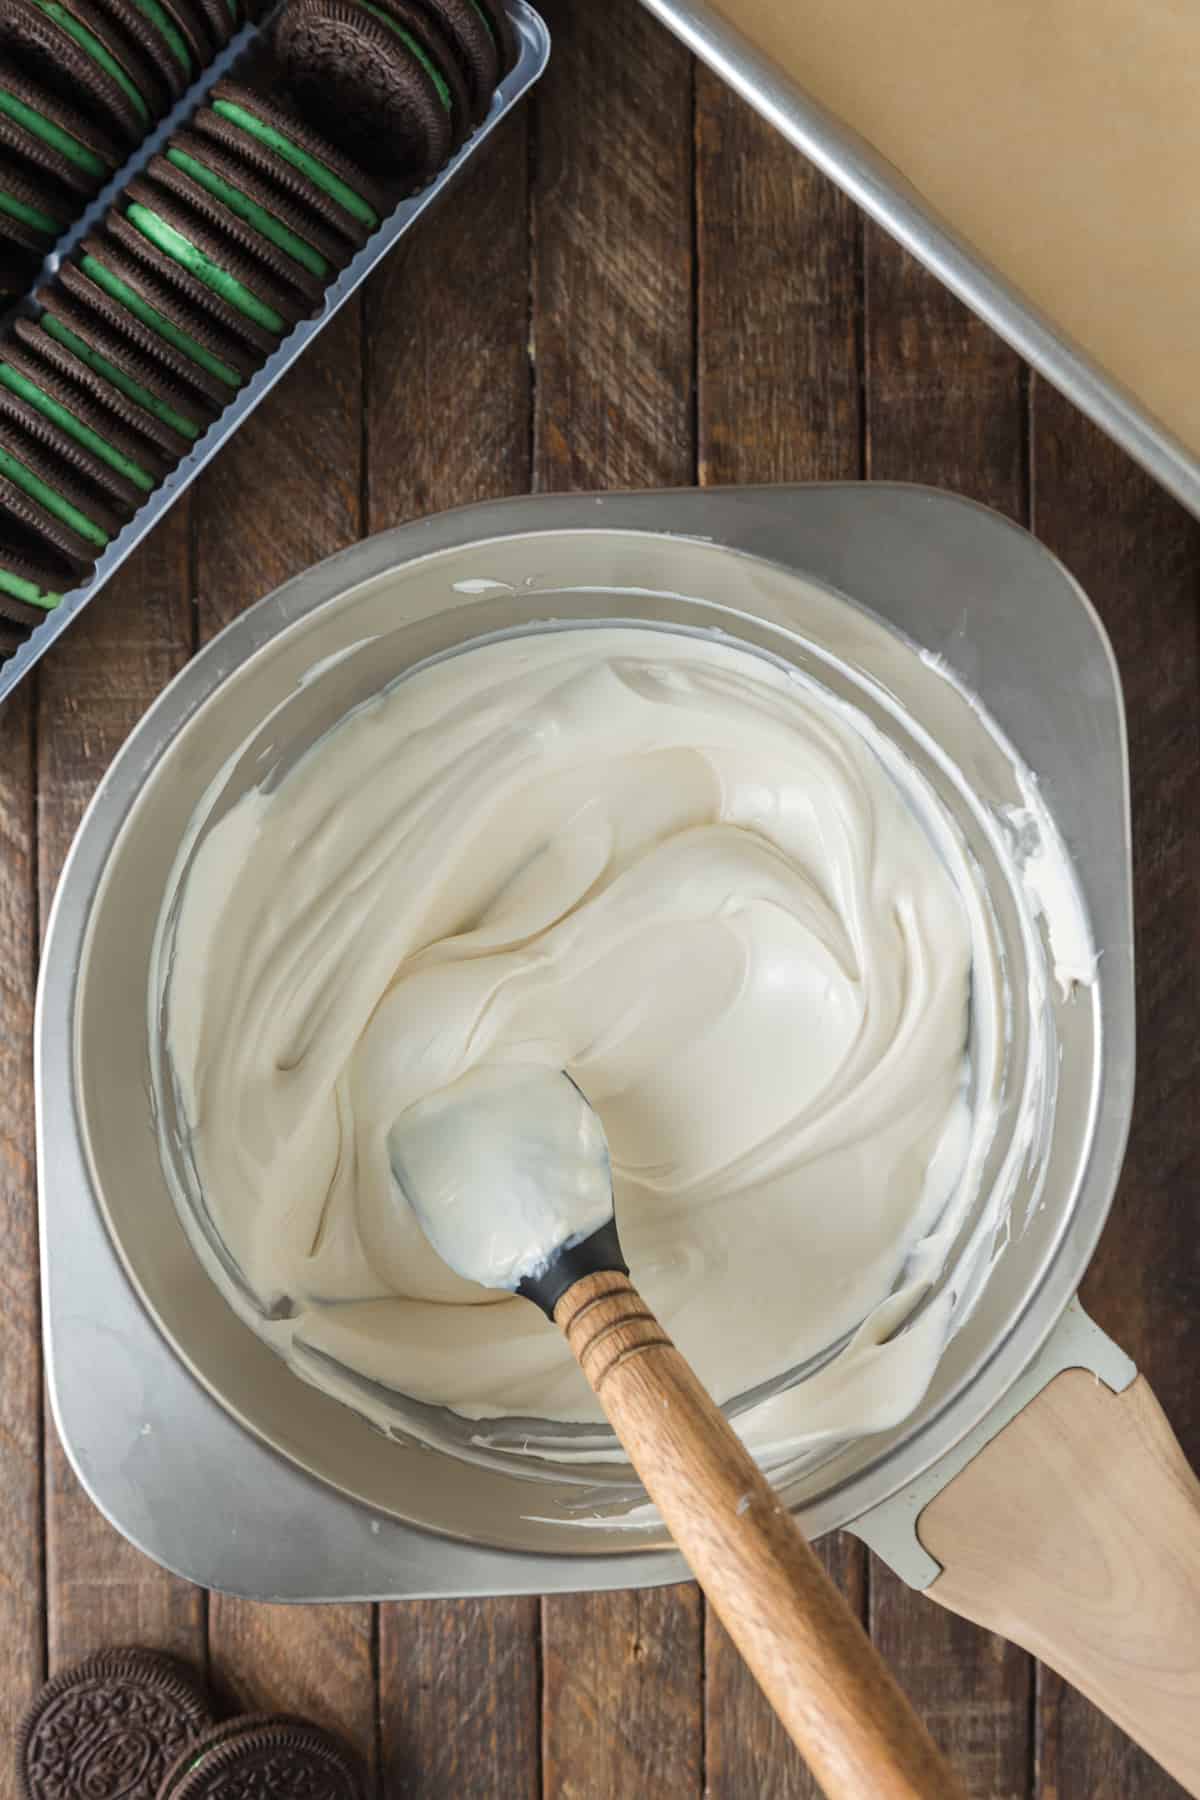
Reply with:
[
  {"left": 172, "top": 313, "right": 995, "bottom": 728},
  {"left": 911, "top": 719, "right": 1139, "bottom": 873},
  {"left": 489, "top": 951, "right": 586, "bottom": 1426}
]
[{"left": 849, "top": 1299, "right": 1200, "bottom": 1794}]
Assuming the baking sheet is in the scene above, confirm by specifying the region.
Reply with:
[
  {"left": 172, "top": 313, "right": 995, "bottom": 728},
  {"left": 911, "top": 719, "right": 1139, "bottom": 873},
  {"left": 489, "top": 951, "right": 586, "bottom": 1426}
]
[
  {"left": 0, "top": 1, "right": 550, "bottom": 706},
  {"left": 643, "top": 0, "right": 1200, "bottom": 524}
]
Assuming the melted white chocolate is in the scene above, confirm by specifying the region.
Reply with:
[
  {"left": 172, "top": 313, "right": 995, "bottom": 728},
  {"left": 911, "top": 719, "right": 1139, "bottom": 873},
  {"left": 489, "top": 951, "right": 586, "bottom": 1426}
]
[{"left": 165, "top": 627, "right": 1003, "bottom": 1457}]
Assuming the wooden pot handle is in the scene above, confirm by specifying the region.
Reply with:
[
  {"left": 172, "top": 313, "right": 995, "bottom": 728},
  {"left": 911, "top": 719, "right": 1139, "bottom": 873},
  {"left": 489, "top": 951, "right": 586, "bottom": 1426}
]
[
  {"left": 920, "top": 1368, "right": 1200, "bottom": 1795},
  {"left": 555, "top": 1271, "right": 965, "bottom": 1800}
]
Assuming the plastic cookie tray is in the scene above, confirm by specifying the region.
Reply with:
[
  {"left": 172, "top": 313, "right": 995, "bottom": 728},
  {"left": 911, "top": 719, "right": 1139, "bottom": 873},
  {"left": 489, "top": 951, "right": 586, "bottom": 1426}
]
[{"left": 0, "top": 0, "right": 549, "bottom": 705}]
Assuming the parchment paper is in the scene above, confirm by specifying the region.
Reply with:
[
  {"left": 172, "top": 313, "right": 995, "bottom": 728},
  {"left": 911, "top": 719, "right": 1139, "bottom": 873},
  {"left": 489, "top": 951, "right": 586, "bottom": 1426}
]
[{"left": 719, "top": 1, "right": 1200, "bottom": 456}]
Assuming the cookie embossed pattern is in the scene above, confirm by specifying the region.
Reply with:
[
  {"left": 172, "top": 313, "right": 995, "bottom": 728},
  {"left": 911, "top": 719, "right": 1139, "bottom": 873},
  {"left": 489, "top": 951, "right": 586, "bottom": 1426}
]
[
  {"left": 17, "top": 1648, "right": 213, "bottom": 1800},
  {"left": 157, "top": 1715, "right": 365, "bottom": 1798}
]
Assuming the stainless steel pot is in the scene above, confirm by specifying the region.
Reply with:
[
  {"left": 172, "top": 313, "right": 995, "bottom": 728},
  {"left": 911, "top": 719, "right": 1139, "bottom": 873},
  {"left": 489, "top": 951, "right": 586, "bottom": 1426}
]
[{"left": 39, "top": 482, "right": 1134, "bottom": 1598}]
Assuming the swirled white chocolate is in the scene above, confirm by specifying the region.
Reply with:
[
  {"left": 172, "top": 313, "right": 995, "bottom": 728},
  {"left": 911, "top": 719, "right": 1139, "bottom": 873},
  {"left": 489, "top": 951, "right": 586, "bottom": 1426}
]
[{"left": 165, "top": 628, "right": 1001, "bottom": 1452}]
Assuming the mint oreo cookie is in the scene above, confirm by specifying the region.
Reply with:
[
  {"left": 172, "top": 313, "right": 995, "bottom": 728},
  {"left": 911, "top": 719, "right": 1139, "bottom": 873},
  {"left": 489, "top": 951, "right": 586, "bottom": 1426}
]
[
  {"left": 23, "top": 311, "right": 198, "bottom": 462},
  {"left": 0, "top": 373, "right": 145, "bottom": 516},
  {"left": 0, "top": 325, "right": 167, "bottom": 490},
  {"left": 273, "top": 0, "right": 467, "bottom": 182},
  {"left": 0, "top": 0, "right": 154, "bottom": 145},
  {"left": 0, "top": 156, "right": 73, "bottom": 260},
  {"left": 39, "top": 281, "right": 216, "bottom": 437},
  {"left": 0, "top": 534, "right": 70, "bottom": 625},
  {"left": 207, "top": 81, "right": 387, "bottom": 244},
  {"left": 0, "top": 70, "right": 121, "bottom": 196}
]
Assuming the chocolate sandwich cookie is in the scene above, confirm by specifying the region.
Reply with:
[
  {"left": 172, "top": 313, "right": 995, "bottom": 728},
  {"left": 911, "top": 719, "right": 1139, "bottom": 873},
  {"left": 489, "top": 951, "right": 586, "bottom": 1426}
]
[
  {"left": 18, "top": 1647, "right": 213, "bottom": 1800},
  {"left": 0, "top": 0, "right": 155, "bottom": 145},
  {"left": 207, "top": 81, "right": 388, "bottom": 241},
  {"left": 0, "top": 71, "right": 122, "bottom": 196},
  {"left": 150, "top": 0, "right": 222, "bottom": 64},
  {"left": 407, "top": 0, "right": 498, "bottom": 124},
  {"left": 166, "top": 130, "right": 351, "bottom": 277},
  {"left": 0, "top": 326, "right": 166, "bottom": 491},
  {"left": 143, "top": 153, "right": 329, "bottom": 306},
  {"left": 197, "top": 0, "right": 240, "bottom": 43},
  {"left": 473, "top": 0, "right": 516, "bottom": 74},
  {"left": 0, "top": 403, "right": 123, "bottom": 552},
  {"left": 0, "top": 112, "right": 92, "bottom": 217},
  {"left": 0, "top": 157, "right": 73, "bottom": 254},
  {"left": 106, "top": 207, "right": 277, "bottom": 360},
  {"left": 89, "top": 0, "right": 200, "bottom": 102},
  {"left": 55, "top": 257, "right": 234, "bottom": 412},
  {"left": 0, "top": 376, "right": 144, "bottom": 516},
  {"left": 363, "top": 0, "right": 474, "bottom": 146},
  {"left": 273, "top": 0, "right": 467, "bottom": 181},
  {"left": 158, "top": 1714, "right": 365, "bottom": 1800},
  {"left": 0, "top": 444, "right": 111, "bottom": 572},
  {"left": 39, "top": 284, "right": 216, "bottom": 438},
  {"left": 15, "top": 312, "right": 194, "bottom": 466},
  {"left": 78, "top": 225, "right": 259, "bottom": 384},
  {"left": 187, "top": 110, "right": 370, "bottom": 265},
  {"left": 130, "top": 160, "right": 324, "bottom": 318},
  {"left": 0, "top": 535, "right": 71, "bottom": 625},
  {"left": 89, "top": 0, "right": 194, "bottom": 116}
]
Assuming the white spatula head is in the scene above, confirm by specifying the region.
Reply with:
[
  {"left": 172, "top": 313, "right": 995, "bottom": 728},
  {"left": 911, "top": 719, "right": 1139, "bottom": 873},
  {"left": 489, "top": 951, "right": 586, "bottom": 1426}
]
[{"left": 388, "top": 1065, "right": 618, "bottom": 1299}]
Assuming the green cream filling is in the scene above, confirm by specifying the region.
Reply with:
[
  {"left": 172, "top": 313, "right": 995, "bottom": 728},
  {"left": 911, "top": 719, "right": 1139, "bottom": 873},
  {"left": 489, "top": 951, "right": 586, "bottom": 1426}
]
[
  {"left": 166, "top": 148, "right": 328, "bottom": 277},
  {"left": 126, "top": 0, "right": 191, "bottom": 72},
  {"left": 80, "top": 253, "right": 241, "bottom": 387},
  {"left": 0, "top": 441, "right": 108, "bottom": 545},
  {"left": 41, "top": 317, "right": 200, "bottom": 440},
  {"left": 0, "top": 189, "right": 58, "bottom": 234},
  {"left": 0, "top": 364, "right": 154, "bottom": 491},
  {"left": 126, "top": 203, "right": 284, "bottom": 332},
  {"left": 211, "top": 99, "right": 378, "bottom": 228},
  {"left": 29, "top": 0, "right": 149, "bottom": 124},
  {"left": 360, "top": 4, "right": 452, "bottom": 112},
  {"left": 0, "top": 87, "right": 106, "bottom": 176},
  {"left": 0, "top": 568, "right": 60, "bottom": 608}
]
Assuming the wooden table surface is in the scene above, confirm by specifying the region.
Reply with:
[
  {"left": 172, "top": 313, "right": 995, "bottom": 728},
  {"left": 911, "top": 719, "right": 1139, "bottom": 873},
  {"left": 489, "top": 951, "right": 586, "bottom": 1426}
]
[{"left": 2, "top": 3, "right": 1198, "bottom": 1795}]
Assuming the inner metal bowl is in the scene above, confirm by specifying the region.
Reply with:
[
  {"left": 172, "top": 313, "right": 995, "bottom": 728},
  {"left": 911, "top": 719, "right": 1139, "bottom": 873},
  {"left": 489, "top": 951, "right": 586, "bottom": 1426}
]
[{"left": 65, "top": 489, "right": 1132, "bottom": 1557}]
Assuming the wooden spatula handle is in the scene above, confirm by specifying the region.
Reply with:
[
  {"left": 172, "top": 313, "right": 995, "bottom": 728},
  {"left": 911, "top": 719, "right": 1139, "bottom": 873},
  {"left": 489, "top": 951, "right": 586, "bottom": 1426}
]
[
  {"left": 555, "top": 1271, "right": 965, "bottom": 1800},
  {"left": 920, "top": 1368, "right": 1200, "bottom": 1795}
]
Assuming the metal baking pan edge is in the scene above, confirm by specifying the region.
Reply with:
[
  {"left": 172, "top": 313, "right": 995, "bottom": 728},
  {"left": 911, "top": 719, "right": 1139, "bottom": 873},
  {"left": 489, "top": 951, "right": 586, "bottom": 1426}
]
[
  {"left": 0, "top": 0, "right": 550, "bottom": 708},
  {"left": 640, "top": 0, "right": 1200, "bottom": 524}
]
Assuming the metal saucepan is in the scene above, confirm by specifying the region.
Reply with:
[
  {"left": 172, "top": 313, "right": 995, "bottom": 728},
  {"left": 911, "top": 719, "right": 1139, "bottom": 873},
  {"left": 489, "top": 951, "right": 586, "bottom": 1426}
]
[{"left": 38, "top": 486, "right": 1200, "bottom": 1792}]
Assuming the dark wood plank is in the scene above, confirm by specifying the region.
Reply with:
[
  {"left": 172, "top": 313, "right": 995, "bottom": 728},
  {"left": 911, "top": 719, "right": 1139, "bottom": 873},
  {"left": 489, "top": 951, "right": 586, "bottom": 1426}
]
[
  {"left": 542, "top": 1584, "right": 703, "bottom": 1797},
  {"left": 864, "top": 231, "right": 1026, "bottom": 509},
  {"left": 532, "top": 4, "right": 702, "bottom": 1791},
  {"left": 381, "top": 1596, "right": 539, "bottom": 1799},
  {"left": 365, "top": 112, "right": 530, "bottom": 525},
  {"left": 0, "top": 676, "right": 42, "bottom": 1797},
  {"left": 365, "top": 107, "right": 542, "bottom": 1800},
  {"left": 192, "top": 307, "right": 362, "bottom": 642},
  {"left": 694, "top": 67, "right": 865, "bottom": 1799},
  {"left": 531, "top": 0, "right": 694, "bottom": 496},
  {"left": 863, "top": 230, "right": 1033, "bottom": 1800},
  {"left": 204, "top": 1598, "right": 376, "bottom": 1753},
  {"left": 696, "top": 68, "right": 861, "bottom": 488},
  {"left": 192, "top": 303, "right": 377, "bottom": 1775},
  {"left": 1030, "top": 383, "right": 1200, "bottom": 1800},
  {"left": 36, "top": 513, "right": 205, "bottom": 1671}
]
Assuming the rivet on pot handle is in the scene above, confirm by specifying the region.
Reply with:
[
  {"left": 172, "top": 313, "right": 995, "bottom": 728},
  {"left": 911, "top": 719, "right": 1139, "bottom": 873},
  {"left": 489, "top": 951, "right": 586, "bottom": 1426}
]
[{"left": 850, "top": 1301, "right": 1200, "bottom": 1795}]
